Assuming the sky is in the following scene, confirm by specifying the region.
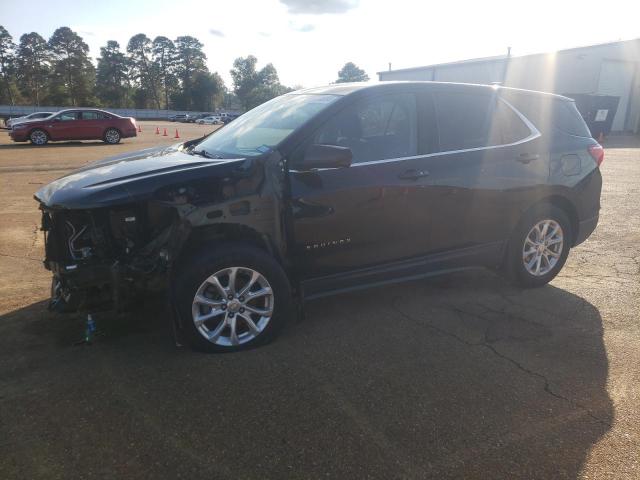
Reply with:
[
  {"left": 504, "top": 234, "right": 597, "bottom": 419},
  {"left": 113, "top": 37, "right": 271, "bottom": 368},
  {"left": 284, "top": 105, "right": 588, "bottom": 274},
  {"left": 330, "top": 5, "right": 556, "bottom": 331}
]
[{"left": 2, "top": 0, "right": 639, "bottom": 89}]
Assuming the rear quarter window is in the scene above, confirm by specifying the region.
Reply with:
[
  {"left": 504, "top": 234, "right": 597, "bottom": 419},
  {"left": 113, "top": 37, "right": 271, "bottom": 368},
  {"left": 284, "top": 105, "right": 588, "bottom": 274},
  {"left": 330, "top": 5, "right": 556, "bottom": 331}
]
[{"left": 505, "top": 93, "right": 592, "bottom": 138}]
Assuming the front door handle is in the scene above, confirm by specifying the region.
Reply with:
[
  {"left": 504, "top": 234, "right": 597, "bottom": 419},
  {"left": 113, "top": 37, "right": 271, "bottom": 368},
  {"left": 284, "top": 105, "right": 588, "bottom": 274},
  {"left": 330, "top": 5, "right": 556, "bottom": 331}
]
[
  {"left": 517, "top": 153, "right": 540, "bottom": 164},
  {"left": 398, "top": 169, "right": 430, "bottom": 180}
]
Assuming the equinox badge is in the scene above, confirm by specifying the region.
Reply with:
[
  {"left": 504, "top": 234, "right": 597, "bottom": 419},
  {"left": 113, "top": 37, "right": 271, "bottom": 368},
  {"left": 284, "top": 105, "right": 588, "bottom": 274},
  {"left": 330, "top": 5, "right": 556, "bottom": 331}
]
[{"left": 305, "top": 237, "right": 351, "bottom": 251}]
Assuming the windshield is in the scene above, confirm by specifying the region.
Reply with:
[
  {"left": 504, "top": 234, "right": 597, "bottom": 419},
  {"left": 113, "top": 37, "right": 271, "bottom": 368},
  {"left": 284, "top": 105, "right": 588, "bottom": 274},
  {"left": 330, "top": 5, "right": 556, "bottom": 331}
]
[{"left": 192, "top": 93, "right": 340, "bottom": 158}]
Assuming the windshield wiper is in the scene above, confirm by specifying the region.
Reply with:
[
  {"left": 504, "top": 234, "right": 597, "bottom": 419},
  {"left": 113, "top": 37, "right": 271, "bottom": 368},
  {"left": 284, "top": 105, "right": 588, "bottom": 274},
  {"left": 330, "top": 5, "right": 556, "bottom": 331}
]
[{"left": 188, "top": 148, "right": 221, "bottom": 159}]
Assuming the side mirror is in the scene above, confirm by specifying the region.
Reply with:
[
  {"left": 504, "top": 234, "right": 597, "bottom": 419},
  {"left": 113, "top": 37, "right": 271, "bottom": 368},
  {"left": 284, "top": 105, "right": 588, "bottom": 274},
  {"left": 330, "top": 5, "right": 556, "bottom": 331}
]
[{"left": 303, "top": 144, "right": 352, "bottom": 170}]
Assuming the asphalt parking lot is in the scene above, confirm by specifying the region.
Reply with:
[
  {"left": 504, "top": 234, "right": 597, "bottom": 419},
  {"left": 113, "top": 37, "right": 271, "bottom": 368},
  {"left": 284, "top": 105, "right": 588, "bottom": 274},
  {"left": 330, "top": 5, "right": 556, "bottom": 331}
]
[{"left": 0, "top": 124, "right": 638, "bottom": 479}]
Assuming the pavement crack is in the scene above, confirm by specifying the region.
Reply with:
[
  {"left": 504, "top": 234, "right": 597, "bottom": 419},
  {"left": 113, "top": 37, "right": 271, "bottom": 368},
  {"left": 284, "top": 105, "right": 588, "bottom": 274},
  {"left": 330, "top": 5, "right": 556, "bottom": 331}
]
[
  {"left": 390, "top": 297, "right": 612, "bottom": 428},
  {"left": 0, "top": 252, "right": 41, "bottom": 262}
]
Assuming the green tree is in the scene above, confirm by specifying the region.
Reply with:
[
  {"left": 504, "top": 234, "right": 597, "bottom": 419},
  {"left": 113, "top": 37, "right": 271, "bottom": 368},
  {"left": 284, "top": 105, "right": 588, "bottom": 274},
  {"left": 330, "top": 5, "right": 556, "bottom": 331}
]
[
  {"left": 127, "top": 33, "right": 160, "bottom": 109},
  {"left": 230, "top": 55, "right": 259, "bottom": 110},
  {"left": 230, "top": 55, "right": 289, "bottom": 110},
  {"left": 15, "top": 32, "right": 50, "bottom": 105},
  {"left": 173, "top": 35, "right": 207, "bottom": 110},
  {"left": 96, "top": 40, "right": 129, "bottom": 107},
  {"left": 191, "top": 71, "right": 224, "bottom": 111},
  {"left": 152, "top": 36, "right": 177, "bottom": 109},
  {"left": 336, "top": 62, "right": 369, "bottom": 83},
  {"left": 48, "top": 27, "right": 96, "bottom": 105},
  {"left": 0, "top": 25, "right": 18, "bottom": 105}
]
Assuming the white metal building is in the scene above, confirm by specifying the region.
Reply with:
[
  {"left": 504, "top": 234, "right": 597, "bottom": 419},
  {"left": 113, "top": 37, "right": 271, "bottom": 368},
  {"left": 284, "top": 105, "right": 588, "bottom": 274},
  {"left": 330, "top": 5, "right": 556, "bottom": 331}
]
[{"left": 378, "top": 39, "right": 640, "bottom": 133}]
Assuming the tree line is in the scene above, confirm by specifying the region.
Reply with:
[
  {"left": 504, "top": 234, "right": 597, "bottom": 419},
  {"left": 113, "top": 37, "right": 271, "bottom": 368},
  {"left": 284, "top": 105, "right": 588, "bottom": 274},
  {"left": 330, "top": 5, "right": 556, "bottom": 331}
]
[{"left": 0, "top": 25, "right": 370, "bottom": 112}]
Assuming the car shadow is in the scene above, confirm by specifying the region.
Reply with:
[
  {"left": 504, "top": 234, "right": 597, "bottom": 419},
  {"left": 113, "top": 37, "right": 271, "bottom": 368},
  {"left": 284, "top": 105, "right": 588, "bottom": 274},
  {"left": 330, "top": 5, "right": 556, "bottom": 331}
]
[{"left": 0, "top": 271, "right": 612, "bottom": 479}]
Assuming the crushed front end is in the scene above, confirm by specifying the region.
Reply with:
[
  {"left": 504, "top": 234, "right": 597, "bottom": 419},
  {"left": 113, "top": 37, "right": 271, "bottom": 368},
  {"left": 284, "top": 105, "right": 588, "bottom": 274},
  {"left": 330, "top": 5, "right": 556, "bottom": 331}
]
[{"left": 39, "top": 202, "right": 184, "bottom": 312}]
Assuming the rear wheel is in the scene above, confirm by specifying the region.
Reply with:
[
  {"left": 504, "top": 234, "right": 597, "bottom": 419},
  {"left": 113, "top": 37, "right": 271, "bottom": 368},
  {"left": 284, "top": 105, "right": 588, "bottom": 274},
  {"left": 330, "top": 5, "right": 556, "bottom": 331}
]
[
  {"left": 174, "top": 243, "right": 292, "bottom": 352},
  {"left": 507, "top": 205, "right": 572, "bottom": 288},
  {"left": 103, "top": 128, "right": 121, "bottom": 144},
  {"left": 29, "top": 129, "right": 48, "bottom": 145}
]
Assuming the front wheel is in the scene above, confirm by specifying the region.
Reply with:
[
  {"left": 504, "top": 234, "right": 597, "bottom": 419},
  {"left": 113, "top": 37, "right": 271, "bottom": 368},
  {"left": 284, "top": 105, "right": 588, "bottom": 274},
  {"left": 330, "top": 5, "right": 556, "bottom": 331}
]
[
  {"left": 30, "top": 129, "right": 49, "bottom": 145},
  {"left": 174, "top": 243, "right": 292, "bottom": 352},
  {"left": 506, "top": 205, "right": 572, "bottom": 288},
  {"left": 103, "top": 128, "right": 121, "bottom": 144}
]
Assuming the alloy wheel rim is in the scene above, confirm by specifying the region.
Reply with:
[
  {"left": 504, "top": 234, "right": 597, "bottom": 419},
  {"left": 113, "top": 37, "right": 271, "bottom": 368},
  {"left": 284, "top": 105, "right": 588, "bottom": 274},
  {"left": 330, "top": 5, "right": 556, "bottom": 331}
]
[
  {"left": 191, "top": 267, "right": 274, "bottom": 346},
  {"left": 522, "top": 219, "right": 564, "bottom": 276},
  {"left": 31, "top": 131, "right": 46, "bottom": 144},
  {"left": 105, "top": 129, "right": 119, "bottom": 143}
]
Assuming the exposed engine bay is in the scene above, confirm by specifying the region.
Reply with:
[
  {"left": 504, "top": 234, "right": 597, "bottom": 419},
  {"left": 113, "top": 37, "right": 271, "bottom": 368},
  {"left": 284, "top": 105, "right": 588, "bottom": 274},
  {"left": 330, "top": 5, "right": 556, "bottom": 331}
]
[{"left": 41, "top": 201, "right": 186, "bottom": 312}]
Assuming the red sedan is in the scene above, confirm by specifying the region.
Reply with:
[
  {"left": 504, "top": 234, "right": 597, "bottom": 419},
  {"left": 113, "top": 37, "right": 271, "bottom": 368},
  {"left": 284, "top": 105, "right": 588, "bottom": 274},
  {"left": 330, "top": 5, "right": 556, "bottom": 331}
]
[{"left": 9, "top": 108, "right": 137, "bottom": 145}]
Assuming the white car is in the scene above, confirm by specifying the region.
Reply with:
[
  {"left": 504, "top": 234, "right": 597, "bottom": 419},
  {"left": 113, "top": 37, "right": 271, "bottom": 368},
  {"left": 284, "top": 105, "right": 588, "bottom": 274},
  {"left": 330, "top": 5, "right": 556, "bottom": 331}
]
[
  {"left": 7, "top": 112, "right": 54, "bottom": 128},
  {"left": 196, "top": 115, "right": 223, "bottom": 125}
]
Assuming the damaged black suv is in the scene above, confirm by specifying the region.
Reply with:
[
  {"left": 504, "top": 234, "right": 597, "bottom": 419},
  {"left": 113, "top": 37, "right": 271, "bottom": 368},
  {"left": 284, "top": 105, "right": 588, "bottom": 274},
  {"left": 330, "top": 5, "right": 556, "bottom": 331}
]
[{"left": 36, "top": 82, "right": 603, "bottom": 352}]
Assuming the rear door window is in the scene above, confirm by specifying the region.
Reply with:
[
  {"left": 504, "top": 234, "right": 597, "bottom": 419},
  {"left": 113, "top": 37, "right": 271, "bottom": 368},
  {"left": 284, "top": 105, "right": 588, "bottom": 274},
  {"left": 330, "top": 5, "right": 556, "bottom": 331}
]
[
  {"left": 81, "top": 111, "right": 111, "bottom": 120},
  {"left": 434, "top": 92, "right": 492, "bottom": 151},
  {"left": 434, "top": 91, "right": 532, "bottom": 152}
]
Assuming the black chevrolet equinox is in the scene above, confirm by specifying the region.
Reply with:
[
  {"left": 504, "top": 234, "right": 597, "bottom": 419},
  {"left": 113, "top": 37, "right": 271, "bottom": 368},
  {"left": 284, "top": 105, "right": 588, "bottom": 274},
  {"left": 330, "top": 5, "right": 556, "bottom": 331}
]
[{"left": 35, "top": 82, "right": 603, "bottom": 352}]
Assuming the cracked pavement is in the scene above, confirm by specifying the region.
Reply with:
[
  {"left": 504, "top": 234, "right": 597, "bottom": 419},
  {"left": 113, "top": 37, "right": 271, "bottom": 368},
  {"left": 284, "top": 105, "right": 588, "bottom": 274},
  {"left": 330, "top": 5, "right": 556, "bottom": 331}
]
[{"left": 0, "top": 128, "right": 638, "bottom": 479}]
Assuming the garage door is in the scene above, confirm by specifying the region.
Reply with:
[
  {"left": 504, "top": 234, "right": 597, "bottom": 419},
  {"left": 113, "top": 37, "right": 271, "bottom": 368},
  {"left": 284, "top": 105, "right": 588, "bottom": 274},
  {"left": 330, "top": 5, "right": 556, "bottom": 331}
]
[{"left": 597, "top": 60, "right": 634, "bottom": 131}]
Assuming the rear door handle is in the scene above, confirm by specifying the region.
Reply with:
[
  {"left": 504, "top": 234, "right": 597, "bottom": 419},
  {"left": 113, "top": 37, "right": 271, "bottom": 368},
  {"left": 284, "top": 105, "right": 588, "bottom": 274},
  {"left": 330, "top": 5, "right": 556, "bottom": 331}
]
[
  {"left": 398, "top": 169, "right": 430, "bottom": 180},
  {"left": 517, "top": 153, "right": 540, "bottom": 164}
]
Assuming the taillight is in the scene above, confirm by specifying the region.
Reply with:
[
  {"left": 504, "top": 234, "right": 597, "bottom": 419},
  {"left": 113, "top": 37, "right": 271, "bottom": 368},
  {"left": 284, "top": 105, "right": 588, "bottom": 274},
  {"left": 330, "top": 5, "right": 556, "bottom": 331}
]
[{"left": 588, "top": 144, "right": 604, "bottom": 167}]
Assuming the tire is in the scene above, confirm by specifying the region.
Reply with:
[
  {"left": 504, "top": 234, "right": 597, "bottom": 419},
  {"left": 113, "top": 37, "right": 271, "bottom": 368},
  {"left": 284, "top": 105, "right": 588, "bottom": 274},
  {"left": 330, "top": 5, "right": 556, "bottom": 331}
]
[
  {"left": 506, "top": 204, "right": 572, "bottom": 288},
  {"left": 103, "top": 128, "right": 121, "bottom": 144},
  {"left": 174, "top": 243, "right": 292, "bottom": 352},
  {"left": 29, "top": 129, "right": 49, "bottom": 145}
]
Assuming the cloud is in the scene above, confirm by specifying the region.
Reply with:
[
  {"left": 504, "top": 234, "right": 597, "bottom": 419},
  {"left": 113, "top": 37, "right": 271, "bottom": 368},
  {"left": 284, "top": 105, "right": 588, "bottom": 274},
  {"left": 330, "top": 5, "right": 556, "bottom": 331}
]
[
  {"left": 209, "top": 29, "right": 225, "bottom": 37},
  {"left": 280, "top": 0, "right": 359, "bottom": 14},
  {"left": 292, "top": 23, "right": 315, "bottom": 32},
  {"left": 258, "top": 32, "right": 272, "bottom": 37}
]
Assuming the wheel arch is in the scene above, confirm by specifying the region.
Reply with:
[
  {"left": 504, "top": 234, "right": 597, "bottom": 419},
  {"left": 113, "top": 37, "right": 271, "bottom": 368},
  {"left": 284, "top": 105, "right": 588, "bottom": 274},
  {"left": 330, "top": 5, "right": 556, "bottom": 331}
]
[
  {"left": 103, "top": 126, "right": 122, "bottom": 138},
  {"left": 517, "top": 195, "right": 579, "bottom": 246},
  {"left": 174, "top": 222, "right": 279, "bottom": 267}
]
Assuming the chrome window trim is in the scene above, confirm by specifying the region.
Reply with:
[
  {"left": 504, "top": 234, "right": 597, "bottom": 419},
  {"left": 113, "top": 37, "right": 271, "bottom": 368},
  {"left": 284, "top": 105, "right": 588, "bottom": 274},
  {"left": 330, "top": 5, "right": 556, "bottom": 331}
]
[{"left": 290, "top": 97, "right": 541, "bottom": 173}]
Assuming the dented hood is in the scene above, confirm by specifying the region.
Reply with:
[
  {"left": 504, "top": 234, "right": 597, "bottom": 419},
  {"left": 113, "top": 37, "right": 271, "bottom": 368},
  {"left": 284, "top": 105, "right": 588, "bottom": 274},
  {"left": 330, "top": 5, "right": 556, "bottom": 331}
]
[{"left": 34, "top": 144, "right": 247, "bottom": 209}]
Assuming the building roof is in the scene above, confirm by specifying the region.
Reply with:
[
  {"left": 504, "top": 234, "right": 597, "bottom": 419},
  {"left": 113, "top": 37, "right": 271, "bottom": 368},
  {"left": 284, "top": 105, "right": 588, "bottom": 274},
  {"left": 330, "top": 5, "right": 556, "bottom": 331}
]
[{"left": 378, "top": 37, "right": 640, "bottom": 76}]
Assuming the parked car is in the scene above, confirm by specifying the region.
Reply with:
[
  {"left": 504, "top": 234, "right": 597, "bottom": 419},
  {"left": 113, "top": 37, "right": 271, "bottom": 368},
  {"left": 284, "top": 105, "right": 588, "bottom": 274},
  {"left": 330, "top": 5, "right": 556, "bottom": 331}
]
[
  {"left": 9, "top": 108, "right": 137, "bottom": 145},
  {"left": 35, "top": 82, "right": 603, "bottom": 352},
  {"left": 168, "top": 114, "right": 191, "bottom": 122},
  {"left": 188, "top": 113, "right": 210, "bottom": 123},
  {"left": 221, "top": 113, "right": 240, "bottom": 124},
  {"left": 6, "top": 111, "right": 54, "bottom": 128},
  {"left": 196, "top": 115, "right": 223, "bottom": 125}
]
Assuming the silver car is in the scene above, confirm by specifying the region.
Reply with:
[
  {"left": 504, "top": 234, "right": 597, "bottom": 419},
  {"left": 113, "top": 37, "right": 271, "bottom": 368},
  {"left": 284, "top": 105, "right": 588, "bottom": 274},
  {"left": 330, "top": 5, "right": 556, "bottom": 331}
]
[{"left": 7, "top": 112, "right": 54, "bottom": 128}]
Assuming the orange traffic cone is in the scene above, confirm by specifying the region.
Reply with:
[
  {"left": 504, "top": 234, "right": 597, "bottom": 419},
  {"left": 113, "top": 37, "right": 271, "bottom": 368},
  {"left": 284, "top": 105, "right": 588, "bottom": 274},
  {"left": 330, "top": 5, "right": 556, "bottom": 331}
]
[
  {"left": 174, "top": 129, "right": 180, "bottom": 139},
  {"left": 155, "top": 126, "right": 160, "bottom": 135},
  {"left": 162, "top": 128, "right": 168, "bottom": 136},
  {"left": 137, "top": 124, "right": 142, "bottom": 133}
]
